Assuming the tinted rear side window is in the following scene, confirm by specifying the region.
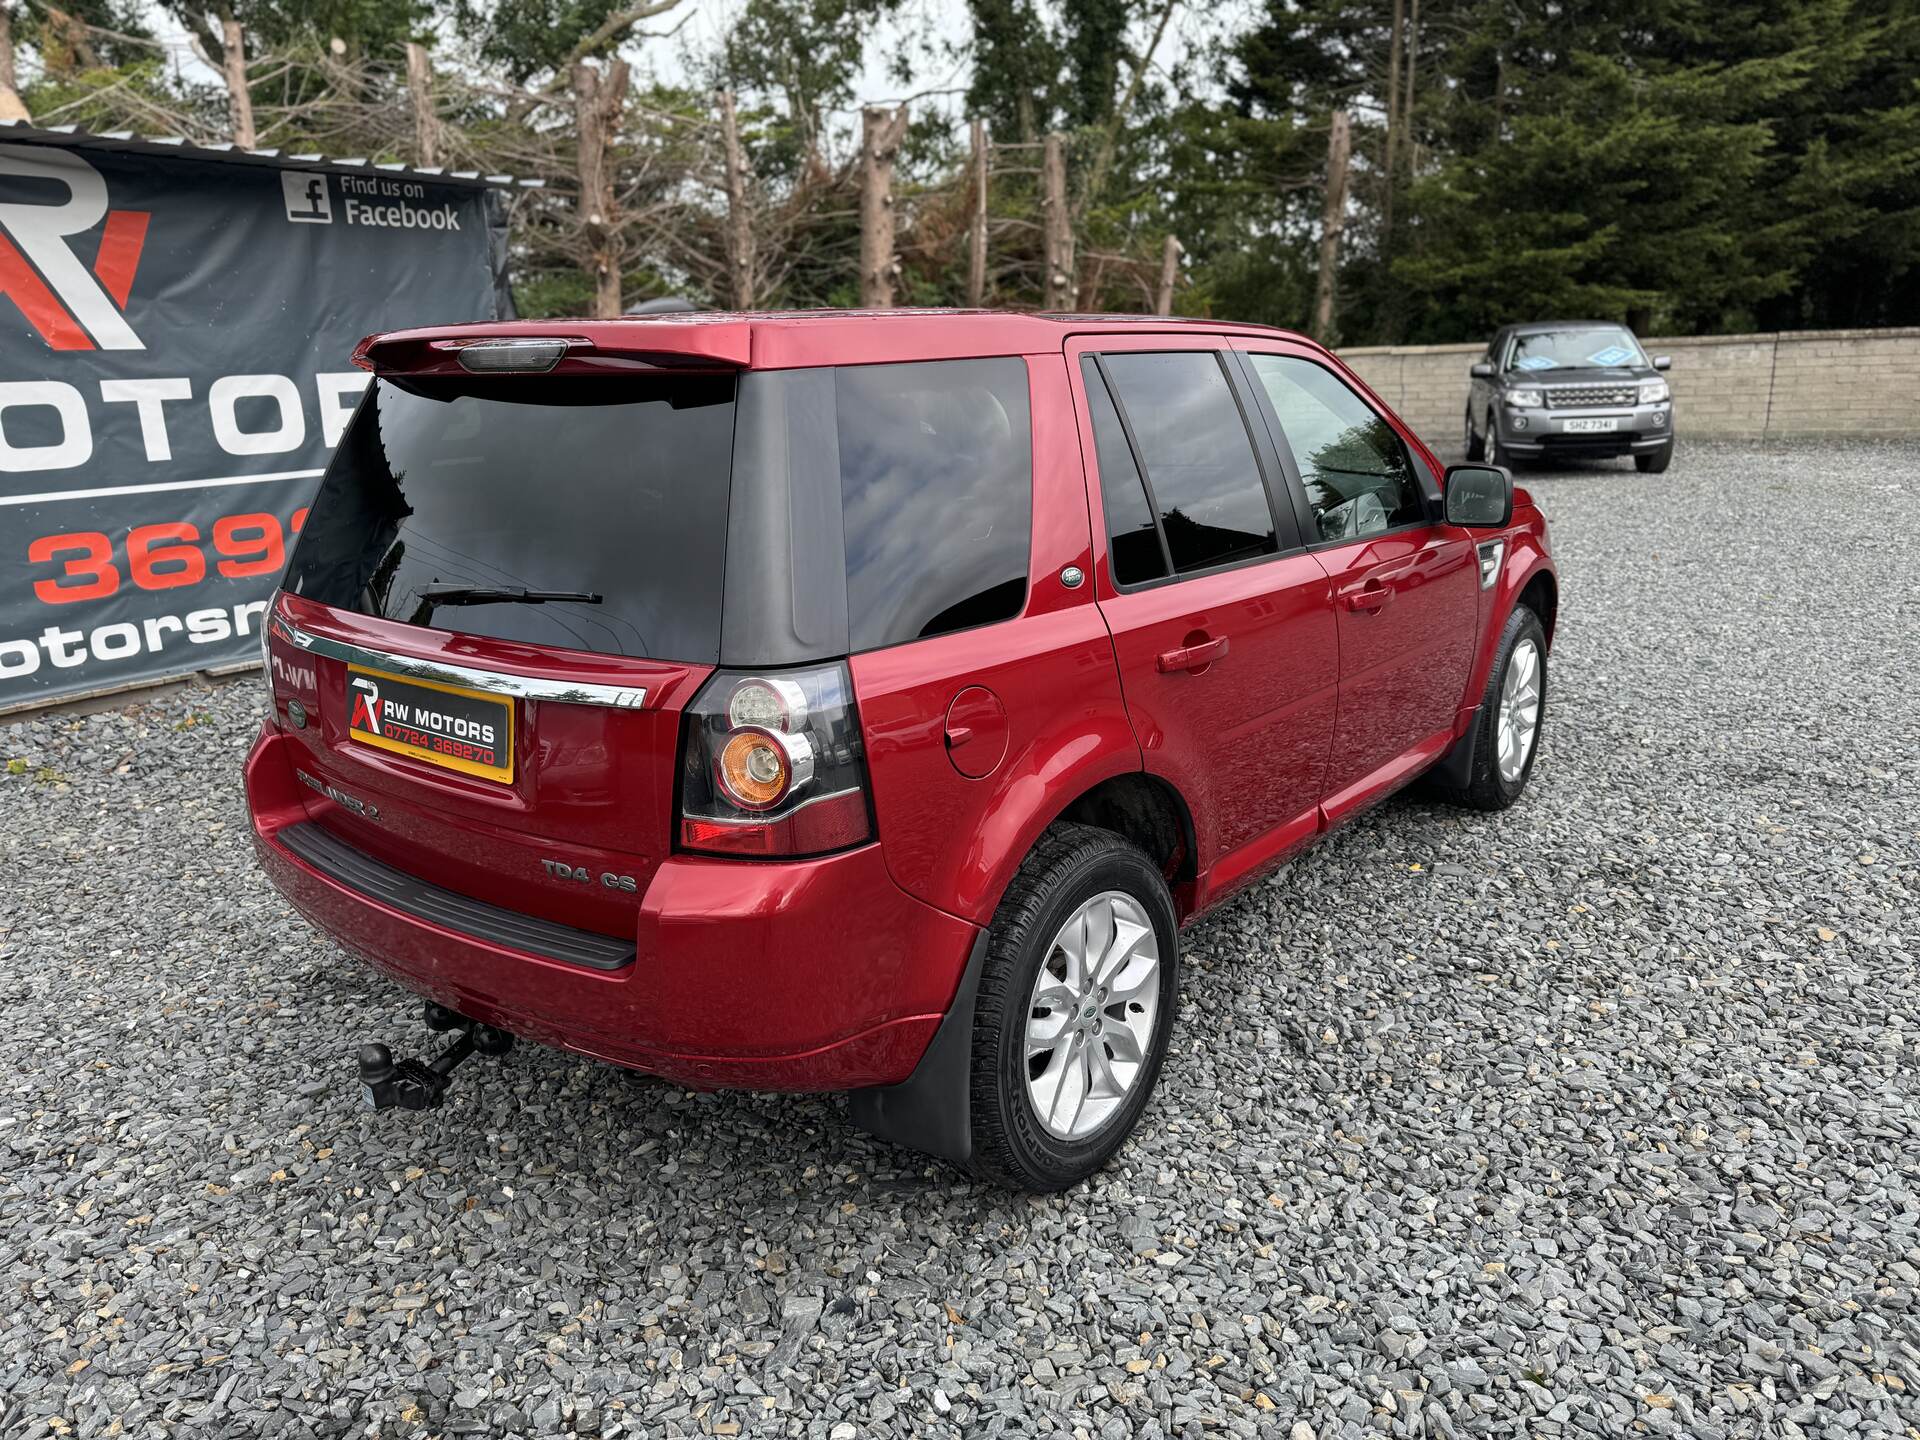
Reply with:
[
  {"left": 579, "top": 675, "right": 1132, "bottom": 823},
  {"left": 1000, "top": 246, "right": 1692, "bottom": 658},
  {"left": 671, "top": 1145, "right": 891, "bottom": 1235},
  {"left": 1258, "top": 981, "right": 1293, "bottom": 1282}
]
[
  {"left": 286, "top": 374, "right": 733, "bottom": 662},
  {"left": 1098, "top": 352, "right": 1276, "bottom": 575},
  {"left": 1079, "top": 357, "right": 1169, "bottom": 586},
  {"left": 836, "top": 358, "right": 1031, "bottom": 651}
]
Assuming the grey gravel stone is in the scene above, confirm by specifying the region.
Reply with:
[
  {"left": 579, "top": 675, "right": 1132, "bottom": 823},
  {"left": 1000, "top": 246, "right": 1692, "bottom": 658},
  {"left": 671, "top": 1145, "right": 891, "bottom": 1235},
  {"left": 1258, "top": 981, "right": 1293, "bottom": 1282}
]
[{"left": 1, "top": 439, "right": 1915, "bottom": 1439}]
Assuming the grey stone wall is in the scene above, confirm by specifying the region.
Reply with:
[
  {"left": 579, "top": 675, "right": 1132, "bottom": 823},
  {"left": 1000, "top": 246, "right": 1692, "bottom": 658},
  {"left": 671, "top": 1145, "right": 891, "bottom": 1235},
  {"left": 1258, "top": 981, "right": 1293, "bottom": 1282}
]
[{"left": 1337, "top": 327, "right": 1920, "bottom": 448}]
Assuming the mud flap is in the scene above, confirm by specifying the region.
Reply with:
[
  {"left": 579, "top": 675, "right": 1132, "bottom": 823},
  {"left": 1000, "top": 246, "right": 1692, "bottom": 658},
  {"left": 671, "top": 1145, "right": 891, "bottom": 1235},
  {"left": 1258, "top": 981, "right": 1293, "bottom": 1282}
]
[
  {"left": 1430, "top": 706, "right": 1482, "bottom": 791},
  {"left": 847, "top": 930, "right": 988, "bottom": 1166}
]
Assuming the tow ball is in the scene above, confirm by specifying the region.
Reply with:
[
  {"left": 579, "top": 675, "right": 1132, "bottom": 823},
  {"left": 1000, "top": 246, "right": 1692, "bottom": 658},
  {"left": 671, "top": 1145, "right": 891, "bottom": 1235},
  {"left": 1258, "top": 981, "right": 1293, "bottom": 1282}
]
[{"left": 357, "top": 1002, "right": 514, "bottom": 1111}]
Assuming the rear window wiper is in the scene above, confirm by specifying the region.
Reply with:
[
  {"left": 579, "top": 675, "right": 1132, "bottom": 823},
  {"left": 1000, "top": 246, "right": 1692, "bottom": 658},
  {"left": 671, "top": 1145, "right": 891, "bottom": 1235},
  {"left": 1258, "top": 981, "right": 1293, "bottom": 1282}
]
[{"left": 414, "top": 584, "right": 603, "bottom": 607}]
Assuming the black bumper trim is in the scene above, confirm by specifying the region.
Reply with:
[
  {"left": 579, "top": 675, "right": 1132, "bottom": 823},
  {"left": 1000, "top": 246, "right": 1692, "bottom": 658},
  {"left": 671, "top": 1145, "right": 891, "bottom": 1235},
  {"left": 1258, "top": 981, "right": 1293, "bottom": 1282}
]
[{"left": 275, "top": 821, "right": 636, "bottom": 972}]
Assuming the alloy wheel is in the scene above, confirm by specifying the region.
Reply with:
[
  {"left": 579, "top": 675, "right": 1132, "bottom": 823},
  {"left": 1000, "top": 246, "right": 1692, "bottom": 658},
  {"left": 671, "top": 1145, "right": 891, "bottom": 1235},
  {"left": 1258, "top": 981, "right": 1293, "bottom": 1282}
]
[
  {"left": 1024, "top": 890, "right": 1162, "bottom": 1141},
  {"left": 1496, "top": 637, "right": 1542, "bottom": 783}
]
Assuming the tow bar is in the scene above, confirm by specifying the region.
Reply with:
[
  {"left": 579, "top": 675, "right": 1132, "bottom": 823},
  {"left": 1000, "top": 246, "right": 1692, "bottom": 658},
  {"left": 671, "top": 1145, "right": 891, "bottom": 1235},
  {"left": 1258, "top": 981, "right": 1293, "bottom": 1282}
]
[{"left": 357, "top": 1001, "right": 514, "bottom": 1111}]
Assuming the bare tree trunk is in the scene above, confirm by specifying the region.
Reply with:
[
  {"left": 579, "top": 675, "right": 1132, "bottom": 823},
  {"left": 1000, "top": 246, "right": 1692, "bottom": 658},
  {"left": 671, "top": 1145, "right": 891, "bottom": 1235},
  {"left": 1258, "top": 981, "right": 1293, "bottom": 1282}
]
[
  {"left": 576, "top": 59, "right": 631, "bottom": 319},
  {"left": 406, "top": 43, "right": 439, "bottom": 167},
  {"left": 1382, "top": 0, "right": 1404, "bottom": 237},
  {"left": 218, "top": 7, "right": 255, "bottom": 148},
  {"left": 1312, "top": 111, "right": 1351, "bottom": 344},
  {"left": 718, "top": 90, "right": 757, "bottom": 309},
  {"left": 858, "top": 104, "right": 908, "bottom": 308},
  {"left": 967, "top": 117, "right": 989, "bottom": 307},
  {"left": 0, "top": 6, "right": 27, "bottom": 123},
  {"left": 1402, "top": 0, "right": 1420, "bottom": 186},
  {"left": 1154, "top": 234, "right": 1182, "bottom": 316},
  {"left": 1076, "top": 253, "right": 1107, "bottom": 312},
  {"left": 1042, "top": 132, "right": 1074, "bottom": 311}
]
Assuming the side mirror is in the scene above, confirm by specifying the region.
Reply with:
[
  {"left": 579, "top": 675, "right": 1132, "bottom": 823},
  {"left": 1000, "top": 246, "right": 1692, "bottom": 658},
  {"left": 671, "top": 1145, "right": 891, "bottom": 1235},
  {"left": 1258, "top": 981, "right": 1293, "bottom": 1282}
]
[
  {"left": 1443, "top": 463, "right": 1513, "bottom": 528},
  {"left": 1652, "top": 355, "right": 1671, "bottom": 371},
  {"left": 1469, "top": 362, "right": 1493, "bottom": 379}
]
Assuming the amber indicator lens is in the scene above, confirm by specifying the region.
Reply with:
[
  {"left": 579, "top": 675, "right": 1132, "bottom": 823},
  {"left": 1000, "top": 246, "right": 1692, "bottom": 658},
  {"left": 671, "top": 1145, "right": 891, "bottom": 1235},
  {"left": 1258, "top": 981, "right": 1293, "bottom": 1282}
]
[{"left": 717, "top": 728, "right": 794, "bottom": 810}]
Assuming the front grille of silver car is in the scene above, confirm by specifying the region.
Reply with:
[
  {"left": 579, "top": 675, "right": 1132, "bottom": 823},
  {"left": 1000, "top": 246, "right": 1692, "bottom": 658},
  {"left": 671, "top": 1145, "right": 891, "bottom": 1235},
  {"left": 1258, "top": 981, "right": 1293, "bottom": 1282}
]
[{"left": 1546, "top": 384, "right": 1637, "bottom": 409}]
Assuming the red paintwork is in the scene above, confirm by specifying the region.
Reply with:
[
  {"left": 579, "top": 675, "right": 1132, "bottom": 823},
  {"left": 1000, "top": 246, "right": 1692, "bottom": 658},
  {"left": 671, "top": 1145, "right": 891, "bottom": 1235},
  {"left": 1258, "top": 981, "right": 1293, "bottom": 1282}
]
[
  {"left": 248, "top": 725, "right": 974, "bottom": 1089},
  {"left": 250, "top": 309, "right": 1557, "bottom": 1095},
  {"left": 1062, "top": 333, "right": 1340, "bottom": 909},
  {"left": 943, "top": 687, "right": 1010, "bottom": 779},
  {"left": 358, "top": 309, "right": 1419, "bottom": 375},
  {"left": 269, "top": 591, "right": 701, "bottom": 937},
  {"left": 1227, "top": 337, "right": 1481, "bottom": 808}
]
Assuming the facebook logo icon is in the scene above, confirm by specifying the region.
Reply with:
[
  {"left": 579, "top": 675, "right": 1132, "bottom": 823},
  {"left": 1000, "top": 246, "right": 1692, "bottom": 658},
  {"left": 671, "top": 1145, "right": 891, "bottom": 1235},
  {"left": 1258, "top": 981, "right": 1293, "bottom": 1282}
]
[{"left": 281, "top": 171, "right": 333, "bottom": 224}]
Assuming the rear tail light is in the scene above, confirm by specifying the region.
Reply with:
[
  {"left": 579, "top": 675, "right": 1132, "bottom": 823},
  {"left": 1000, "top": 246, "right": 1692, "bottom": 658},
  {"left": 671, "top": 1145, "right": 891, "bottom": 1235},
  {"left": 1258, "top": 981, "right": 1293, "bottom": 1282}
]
[{"left": 678, "top": 663, "right": 872, "bottom": 857}]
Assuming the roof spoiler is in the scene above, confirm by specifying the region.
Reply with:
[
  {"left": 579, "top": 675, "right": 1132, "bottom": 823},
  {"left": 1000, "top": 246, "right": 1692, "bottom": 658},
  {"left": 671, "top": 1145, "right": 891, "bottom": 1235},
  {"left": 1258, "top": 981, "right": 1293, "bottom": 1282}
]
[{"left": 351, "top": 320, "right": 752, "bottom": 375}]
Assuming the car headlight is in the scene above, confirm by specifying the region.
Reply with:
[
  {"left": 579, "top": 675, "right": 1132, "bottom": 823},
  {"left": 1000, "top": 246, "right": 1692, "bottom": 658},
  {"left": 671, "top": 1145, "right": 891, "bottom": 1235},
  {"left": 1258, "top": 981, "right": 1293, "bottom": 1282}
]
[
  {"left": 1639, "top": 379, "right": 1670, "bottom": 404},
  {"left": 1506, "top": 388, "right": 1543, "bottom": 409}
]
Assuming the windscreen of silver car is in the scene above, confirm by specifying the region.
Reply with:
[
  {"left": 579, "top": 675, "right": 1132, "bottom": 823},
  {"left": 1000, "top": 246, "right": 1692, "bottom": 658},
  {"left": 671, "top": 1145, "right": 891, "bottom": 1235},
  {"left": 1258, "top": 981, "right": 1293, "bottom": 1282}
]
[{"left": 1506, "top": 327, "right": 1646, "bottom": 371}]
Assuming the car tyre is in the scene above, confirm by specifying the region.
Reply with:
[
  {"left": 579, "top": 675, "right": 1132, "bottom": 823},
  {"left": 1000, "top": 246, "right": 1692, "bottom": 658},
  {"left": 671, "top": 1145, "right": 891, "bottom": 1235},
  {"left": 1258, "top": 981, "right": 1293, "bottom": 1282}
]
[
  {"left": 1435, "top": 604, "right": 1548, "bottom": 811},
  {"left": 967, "top": 823, "right": 1179, "bottom": 1191},
  {"left": 1484, "top": 418, "right": 1513, "bottom": 471},
  {"left": 1464, "top": 407, "right": 1485, "bottom": 462},
  {"left": 1635, "top": 441, "right": 1674, "bottom": 474}
]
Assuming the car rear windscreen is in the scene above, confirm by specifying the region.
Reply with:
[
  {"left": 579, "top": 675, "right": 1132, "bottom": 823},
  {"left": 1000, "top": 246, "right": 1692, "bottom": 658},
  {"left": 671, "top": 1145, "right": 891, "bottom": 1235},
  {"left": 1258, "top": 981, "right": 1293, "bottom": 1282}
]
[{"left": 285, "top": 373, "right": 735, "bottom": 662}]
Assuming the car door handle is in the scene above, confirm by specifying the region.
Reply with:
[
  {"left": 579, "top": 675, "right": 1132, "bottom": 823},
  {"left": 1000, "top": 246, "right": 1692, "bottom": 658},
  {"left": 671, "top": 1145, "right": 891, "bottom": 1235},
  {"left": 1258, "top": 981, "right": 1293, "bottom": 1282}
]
[
  {"left": 1156, "top": 636, "right": 1229, "bottom": 673},
  {"left": 1343, "top": 584, "right": 1396, "bottom": 613}
]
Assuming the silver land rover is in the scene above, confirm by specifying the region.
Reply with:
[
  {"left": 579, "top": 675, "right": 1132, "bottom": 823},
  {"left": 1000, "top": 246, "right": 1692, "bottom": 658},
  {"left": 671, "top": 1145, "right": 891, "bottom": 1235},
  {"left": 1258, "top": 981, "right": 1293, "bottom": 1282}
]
[{"left": 1466, "top": 321, "right": 1674, "bottom": 473}]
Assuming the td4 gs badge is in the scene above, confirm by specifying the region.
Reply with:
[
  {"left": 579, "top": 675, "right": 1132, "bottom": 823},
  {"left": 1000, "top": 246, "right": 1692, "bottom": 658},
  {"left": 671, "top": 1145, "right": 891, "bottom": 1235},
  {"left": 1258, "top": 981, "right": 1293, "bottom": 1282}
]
[{"left": 540, "top": 857, "right": 638, "bottom": 892}]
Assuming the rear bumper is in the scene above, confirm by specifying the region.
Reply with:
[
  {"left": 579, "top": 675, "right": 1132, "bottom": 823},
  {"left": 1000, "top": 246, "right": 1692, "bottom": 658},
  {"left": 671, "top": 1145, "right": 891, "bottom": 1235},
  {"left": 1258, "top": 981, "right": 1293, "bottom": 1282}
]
[{"left": 246, "top": 725, "right": 980, "bottom": 1090}]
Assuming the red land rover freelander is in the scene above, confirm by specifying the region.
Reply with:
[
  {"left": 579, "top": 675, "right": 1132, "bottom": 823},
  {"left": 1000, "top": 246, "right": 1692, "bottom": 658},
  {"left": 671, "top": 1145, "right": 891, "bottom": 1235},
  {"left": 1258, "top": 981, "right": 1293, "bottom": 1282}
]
[{"left": 246, "top": 310, "right": 1557, "bottom": 1190}]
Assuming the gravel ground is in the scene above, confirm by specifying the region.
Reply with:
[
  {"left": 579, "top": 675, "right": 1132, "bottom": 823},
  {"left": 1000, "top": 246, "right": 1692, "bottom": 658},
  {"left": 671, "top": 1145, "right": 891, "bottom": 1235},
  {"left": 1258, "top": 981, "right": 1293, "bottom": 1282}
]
[{"left": 2, "top": 438, "right": 1916, "bottom": 1440}]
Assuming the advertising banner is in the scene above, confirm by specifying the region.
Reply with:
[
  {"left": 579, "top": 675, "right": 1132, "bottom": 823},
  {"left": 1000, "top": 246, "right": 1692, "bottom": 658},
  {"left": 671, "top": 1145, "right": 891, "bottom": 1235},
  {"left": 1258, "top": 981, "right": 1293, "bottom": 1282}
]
[{"left": 0, "top": 138, "right": 509, "bottom": 710}]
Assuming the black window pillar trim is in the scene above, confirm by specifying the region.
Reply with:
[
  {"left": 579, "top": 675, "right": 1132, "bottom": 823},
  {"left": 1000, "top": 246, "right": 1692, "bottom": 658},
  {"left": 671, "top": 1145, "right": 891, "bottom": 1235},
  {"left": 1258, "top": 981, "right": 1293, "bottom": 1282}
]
[
  {"left": 1088, "top": 353, "right": 1176, "bottom": 582},
  {"left": 1218, "top": 349, "right": 1309, "bottom": 555},
  {"left": 1225, "top": 348, "right": 1321, "bottom": 547}
]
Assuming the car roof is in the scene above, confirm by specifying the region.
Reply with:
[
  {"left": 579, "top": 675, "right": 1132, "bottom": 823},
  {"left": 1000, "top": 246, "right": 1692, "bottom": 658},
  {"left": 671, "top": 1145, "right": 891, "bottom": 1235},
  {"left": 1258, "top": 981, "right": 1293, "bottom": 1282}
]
[{"left": 362, "top": 308, "right": 1320, "bottom": 372}]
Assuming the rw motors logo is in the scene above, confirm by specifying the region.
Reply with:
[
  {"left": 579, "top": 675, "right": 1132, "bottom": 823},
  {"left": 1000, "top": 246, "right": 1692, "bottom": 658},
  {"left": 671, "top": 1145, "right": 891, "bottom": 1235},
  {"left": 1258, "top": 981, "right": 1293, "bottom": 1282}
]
[
  {"left": 349, "top": 675, "right": 383, "bottom": 733},
  {"left": 0, "top": 143, "right": 148, "bottom": 351}
]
